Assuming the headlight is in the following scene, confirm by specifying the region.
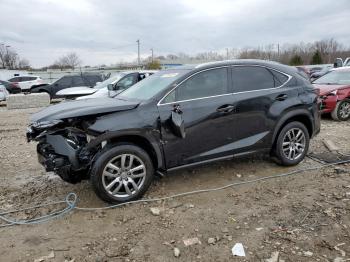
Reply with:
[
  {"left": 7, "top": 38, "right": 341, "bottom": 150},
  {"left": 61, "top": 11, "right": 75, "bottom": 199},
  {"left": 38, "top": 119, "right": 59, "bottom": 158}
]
[
  {"left": 31, "top": 119, "right": 63, "bottom": 129},
  {"left": 327, "top": 90, "right": 338, "bottom": 96}
]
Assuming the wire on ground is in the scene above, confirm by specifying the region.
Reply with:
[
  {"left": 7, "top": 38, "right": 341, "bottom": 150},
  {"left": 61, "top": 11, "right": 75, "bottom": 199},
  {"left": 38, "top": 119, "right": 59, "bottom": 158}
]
[{"left": 1, "top": 158, "right": 350, "bottom": 228}]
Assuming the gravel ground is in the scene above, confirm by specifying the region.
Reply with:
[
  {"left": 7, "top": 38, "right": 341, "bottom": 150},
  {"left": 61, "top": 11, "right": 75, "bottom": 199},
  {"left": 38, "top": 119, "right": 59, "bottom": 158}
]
[{"left": 0, "top": 106, "right": 350, "bottom": 262}]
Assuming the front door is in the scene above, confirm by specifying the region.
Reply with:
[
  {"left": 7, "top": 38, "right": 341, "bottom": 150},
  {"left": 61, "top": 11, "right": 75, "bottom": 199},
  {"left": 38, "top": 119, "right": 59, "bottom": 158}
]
[{"left": 157, "top": 67, "right": 237, "bottom": 168}]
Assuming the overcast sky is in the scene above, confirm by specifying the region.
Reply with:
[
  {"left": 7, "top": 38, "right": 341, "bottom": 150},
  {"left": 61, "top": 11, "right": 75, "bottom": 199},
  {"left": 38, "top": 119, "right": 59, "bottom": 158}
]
[{"left": 0, "top": 0, "right": 349, "bottom": 67}]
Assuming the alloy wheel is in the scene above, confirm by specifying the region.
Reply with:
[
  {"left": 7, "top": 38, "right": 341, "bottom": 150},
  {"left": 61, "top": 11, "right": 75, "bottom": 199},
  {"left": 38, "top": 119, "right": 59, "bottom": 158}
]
[
  {"left": 102, "top": 154, "right": 146, "bottom": 198},
  {"left": 282, "top": 128, "right": 306, "bottom": 161},
  {"left": 339, "top": 101, "right": 350, "bottom": 119}
]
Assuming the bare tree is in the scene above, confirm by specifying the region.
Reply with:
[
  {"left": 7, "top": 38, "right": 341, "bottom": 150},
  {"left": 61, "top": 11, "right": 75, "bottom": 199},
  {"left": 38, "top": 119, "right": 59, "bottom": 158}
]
[
  {"left": 4, "top": 50, "right": 19, "bottom": 69},
  {"left": 64, "top": 52, "right": 82, "bottom": 69},
  {"left": 53, "top": 52, "right": 82, "bottom": 70},
  {"left": 18, "top": 58, "right": 31, "bottom": 69}
]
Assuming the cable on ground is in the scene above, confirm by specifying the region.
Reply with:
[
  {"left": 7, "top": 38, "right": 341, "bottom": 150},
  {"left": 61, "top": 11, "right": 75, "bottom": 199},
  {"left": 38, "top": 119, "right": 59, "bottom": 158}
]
[{"left": 0, "top": 158, "right": 349, "bottom": 228}]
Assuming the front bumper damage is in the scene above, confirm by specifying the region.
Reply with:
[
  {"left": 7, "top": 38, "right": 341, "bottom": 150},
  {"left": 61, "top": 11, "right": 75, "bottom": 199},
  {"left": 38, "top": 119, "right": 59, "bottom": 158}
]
[
  {"left": 319, "top": 95, "right": 337, "bottom": 114},
  {"left": 27, "top": 126, "right": 95, "bottom": 183}
]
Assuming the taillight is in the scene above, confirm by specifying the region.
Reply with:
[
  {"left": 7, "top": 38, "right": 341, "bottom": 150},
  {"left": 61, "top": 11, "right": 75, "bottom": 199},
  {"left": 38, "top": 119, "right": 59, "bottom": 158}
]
[{"left": 327, "top": 90, "right": 338, "bottom": 96}]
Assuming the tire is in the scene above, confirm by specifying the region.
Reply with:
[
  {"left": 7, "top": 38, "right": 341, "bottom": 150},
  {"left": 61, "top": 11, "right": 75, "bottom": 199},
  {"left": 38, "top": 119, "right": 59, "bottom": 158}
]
[
  {"left": 90, "top": 144, "right": 154, "bottom": 203},
  {"left": 273, "top": 121, "right": 310, "bottom": 166},
  {"left": 331, "top": 99, "right": 350, "bottom": 121}
]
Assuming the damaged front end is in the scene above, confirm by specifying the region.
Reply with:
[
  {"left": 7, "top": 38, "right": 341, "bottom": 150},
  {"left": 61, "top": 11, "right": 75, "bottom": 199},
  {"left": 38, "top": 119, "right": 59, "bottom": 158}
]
[{"left": 27, "top": 119, "right": 97, "bottom": 183}]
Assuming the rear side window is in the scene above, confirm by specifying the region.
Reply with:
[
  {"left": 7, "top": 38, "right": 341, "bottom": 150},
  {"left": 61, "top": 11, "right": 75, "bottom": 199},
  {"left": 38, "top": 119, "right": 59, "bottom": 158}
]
[
  {"left": 85, "top": 75, "right": 102, "bottom": 85},
  {"left": 56, "top": 76, "right": 72, "bottom": 86},
  {"left": 231, "top": 66, "right": 284, "bottom": 92},
  {"left": 271, "top": 70, "right": 289, "bottom": 86},
  {"left": 72, "top": 76, "right": 85, "bottom": 86},
  {"left": 22, "top": 76, "right": 36, "bottom": 81},
  {"left": 8, "top": 77, "right": 21, "bottom": 82},
  {"left": 176, "top": 67, "right": 228, "bottom": 101}
]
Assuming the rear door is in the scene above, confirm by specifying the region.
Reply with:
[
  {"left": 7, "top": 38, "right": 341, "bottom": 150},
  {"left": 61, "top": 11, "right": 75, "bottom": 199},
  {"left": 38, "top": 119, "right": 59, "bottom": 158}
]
[
  {"left": 229, "top": 65, "right": 292, "bottom": 152},
  {"left": 157, "top": 67, "right": 237, "bottom": 168}
]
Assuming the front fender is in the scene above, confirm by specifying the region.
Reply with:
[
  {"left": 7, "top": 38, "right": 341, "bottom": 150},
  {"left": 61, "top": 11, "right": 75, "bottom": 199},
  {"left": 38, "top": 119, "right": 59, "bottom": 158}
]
[{"left": 86, "top": 129, "right": 164, "bottom": 169}]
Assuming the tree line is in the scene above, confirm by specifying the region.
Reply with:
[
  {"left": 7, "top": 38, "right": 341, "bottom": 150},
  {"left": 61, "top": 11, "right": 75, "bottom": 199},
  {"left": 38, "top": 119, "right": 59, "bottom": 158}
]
[
  {"left": 0, "top": 45, "right": 30, "bottom": 70},
  {"left": 152, "top": 38, "right": 350, "bottom": 66},
  {"left": 2, "top": 38, "right": 349, "bottom": 70}
]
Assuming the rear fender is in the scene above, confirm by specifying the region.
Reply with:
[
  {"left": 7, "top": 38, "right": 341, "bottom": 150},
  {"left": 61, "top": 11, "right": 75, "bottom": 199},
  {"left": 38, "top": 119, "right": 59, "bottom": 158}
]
[{"left": 271, "top": 109, "right": 315, "bottom": 144}]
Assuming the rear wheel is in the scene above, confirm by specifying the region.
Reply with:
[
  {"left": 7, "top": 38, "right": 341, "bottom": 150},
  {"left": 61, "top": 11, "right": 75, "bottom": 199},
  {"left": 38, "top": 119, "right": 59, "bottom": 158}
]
[
  {"left": 90, "top": 144, "right": 154, "bottom": 203},
  {"left": 331, "top": 99, "right": 350, "bottom": 121},
  {"left": 273, "top": 121, "right": 309, "bottom": 166}
]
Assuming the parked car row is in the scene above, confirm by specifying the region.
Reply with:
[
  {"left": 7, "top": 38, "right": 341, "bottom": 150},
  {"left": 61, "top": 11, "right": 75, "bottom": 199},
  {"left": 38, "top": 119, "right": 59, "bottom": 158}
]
[
  {"left": 314, "top": 67, "right": 350, "bottom": 121},
  {"left": 0, "top": 80, "right": 22, "bottom": 102},
  {"left": 57, "top": 70, "right": 157, "bottom": 100},
  {"left": 31, "top": 73, "right": 105, "bottom": 98}
]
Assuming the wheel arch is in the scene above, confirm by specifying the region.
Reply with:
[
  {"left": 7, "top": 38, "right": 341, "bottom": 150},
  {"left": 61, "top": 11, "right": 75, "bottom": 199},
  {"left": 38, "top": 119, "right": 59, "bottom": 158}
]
[
  {"left": 87, "top": 131, "right": 164, "bottom": 170},
  {"left": 272, "top": 109, "right": 314, "bottom": 148}
]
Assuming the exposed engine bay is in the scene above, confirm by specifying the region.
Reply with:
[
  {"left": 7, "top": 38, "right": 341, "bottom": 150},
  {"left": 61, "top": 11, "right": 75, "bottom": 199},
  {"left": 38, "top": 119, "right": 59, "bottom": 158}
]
[{"left": 27, "top": 118, "right": 99, "bottom": 183}]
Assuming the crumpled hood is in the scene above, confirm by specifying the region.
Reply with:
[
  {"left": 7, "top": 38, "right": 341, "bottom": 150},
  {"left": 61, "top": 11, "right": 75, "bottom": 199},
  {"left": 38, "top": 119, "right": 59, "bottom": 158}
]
[
  {"left": 313, "top": 84, "right": 350, "bottom": 96},
  {"left": 56, "top": 86, "right": 97, "bottom": 96},
  {"left": 30, "top": 97, "right": 139, "bottom": 122}
]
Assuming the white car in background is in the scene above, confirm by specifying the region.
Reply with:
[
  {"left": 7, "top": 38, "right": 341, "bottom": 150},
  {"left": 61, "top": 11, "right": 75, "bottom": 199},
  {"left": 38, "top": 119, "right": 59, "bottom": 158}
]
[
  {"left": 7, "top": 75, "right": 46, "bottom": 92},
  {"left": 0, "top": 83, "right": 10, "bottom": 101},
  {"left": 56, "top": 70, "right": 157, "bottom": 100}
]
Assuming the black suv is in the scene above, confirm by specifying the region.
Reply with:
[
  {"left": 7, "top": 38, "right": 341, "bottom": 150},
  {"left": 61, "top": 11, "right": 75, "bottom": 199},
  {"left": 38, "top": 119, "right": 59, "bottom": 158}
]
[
  {"left": 31, "top": 73, "right": 104, "bottom": 98},
  {"left": 27, "top": 60, "right": 320, "bottom": 203}
]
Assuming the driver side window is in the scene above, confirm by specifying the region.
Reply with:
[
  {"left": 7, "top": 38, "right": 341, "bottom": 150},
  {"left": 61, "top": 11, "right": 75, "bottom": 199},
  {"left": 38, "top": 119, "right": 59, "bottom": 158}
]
[
  {"left": 162, "top": 67, "right": 228, "bottom": 103},
  {"left": 116, "top": 75, "right": 136, "bottom": 90}
]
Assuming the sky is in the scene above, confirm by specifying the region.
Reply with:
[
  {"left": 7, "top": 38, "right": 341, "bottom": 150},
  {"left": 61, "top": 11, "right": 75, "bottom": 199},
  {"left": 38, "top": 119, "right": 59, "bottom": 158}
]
[{"left": 0, "top": 0, "right": 349, "bottom": 67}]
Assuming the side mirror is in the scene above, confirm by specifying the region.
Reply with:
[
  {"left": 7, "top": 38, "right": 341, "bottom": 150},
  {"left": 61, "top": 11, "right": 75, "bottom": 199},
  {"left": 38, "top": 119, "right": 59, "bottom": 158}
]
[
  {"left": 170, "top": 105, "right": 186, "bottom": 138},
  {"left": 334, "top": 58, "right": 343, "bottom": 68},
  {"left": 107, "top": 84, "right": 116, "bottom": 91}
]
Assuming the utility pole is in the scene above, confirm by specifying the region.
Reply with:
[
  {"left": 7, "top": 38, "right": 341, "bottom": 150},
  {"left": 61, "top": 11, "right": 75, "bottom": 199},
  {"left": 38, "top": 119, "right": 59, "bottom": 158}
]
[
  {"left": 136, "top": 39, "right": 140, "bottom": 66},
  {"left": 226, "top": 48, "right": 229, "bottom": 60},
  {"left": 150, "top": 48, "right": 154, "bottom": 62},
  {"left": 277, "top": 43, "right": 280, "bottom": 59},
  {"left": 5, "top": 45, "right": 10, "bottom": 68}
]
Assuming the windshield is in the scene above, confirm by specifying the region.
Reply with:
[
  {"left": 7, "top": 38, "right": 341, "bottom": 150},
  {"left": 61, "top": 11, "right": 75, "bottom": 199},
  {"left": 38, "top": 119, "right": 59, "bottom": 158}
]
[
  {"left": 95, "top": 72, "right": 126, "bottom": 89},
  {"left": 313, "top": 70, "right": 350, "bottom": 85},
  {"left": 118, "top": 69, "right": 189, "bottom": 100}
]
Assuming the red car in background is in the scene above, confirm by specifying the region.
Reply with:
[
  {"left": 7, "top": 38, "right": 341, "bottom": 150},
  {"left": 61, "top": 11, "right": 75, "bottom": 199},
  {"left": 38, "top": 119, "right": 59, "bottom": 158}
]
[{"left": 313, "top": 67, "right": 350, "bottom": 121}]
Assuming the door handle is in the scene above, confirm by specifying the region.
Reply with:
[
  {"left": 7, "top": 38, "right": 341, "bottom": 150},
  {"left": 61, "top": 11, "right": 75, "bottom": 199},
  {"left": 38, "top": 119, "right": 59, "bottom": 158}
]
[
  {"left": 275, "top": 94, "right": 288, "bottom": 101},
  {"left": 216, "top": 105, "right": 235, "bottom": 113}
]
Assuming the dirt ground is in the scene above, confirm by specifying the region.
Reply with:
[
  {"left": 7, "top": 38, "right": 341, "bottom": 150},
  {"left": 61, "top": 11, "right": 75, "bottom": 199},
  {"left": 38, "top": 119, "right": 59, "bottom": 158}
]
[{"left": 0, "top": 106, "right": 350, "bottom": 262}]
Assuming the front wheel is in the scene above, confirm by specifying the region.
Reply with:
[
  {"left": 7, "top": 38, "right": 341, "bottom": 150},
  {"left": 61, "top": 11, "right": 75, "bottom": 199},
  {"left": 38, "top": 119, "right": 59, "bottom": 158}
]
[
  {"left": 331, "top": 99, "right": 350, "bottom": 121},
  {"left": 90, "top": 144, "right": 154, "bottom": 203},
  {"left": 273, "top": 121, "right": 310, "bottom": 166}
]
